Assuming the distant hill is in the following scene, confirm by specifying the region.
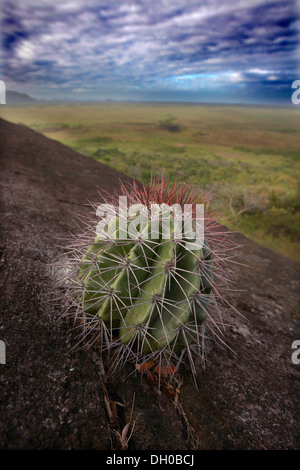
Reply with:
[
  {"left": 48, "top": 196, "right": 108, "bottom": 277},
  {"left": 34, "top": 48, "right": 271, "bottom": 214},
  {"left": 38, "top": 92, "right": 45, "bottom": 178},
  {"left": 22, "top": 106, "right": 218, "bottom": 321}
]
[{"left": 6, "top": 90, "right": 36, "bottom": 104}]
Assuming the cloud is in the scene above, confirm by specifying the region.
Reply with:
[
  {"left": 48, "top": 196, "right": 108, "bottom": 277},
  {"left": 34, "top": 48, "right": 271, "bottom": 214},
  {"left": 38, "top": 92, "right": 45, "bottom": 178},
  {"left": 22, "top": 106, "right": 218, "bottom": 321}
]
[
  {"left": 2, "top": 0, "right": 298, "bottom": 103},
  {"left": 248, "top": 68, "right": 275, "bottom": 75}
]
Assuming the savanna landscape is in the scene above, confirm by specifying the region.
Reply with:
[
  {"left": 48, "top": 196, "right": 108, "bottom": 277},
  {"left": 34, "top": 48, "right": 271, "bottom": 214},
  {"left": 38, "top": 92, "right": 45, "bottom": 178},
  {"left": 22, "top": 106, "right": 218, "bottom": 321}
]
[
  {"left": 1, "top": 115, "right": 299, "bottom": 450},
  {"left": 2, "top": 102, "right": 299, "bottom": 260},
  {"left": 1, "top": 0, "right": 300, "bottom": 453}
]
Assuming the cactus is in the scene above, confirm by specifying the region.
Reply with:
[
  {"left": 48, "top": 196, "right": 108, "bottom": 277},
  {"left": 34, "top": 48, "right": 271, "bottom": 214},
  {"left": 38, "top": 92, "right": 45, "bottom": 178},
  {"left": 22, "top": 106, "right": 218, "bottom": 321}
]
[{"left": 64, "top": 177, "right": 235, "bottom": 383}]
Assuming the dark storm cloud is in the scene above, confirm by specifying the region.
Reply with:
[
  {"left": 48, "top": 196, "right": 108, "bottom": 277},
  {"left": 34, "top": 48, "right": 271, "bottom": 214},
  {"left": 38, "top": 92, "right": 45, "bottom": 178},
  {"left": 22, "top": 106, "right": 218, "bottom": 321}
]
[{"left": 1, "top": 0, "right": 299, "bottom": 103}]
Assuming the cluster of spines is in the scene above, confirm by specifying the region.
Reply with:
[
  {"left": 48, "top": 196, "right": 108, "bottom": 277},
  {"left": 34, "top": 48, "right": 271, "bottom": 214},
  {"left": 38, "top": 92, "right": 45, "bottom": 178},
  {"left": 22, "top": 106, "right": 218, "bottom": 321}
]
[
  {"left": 60, "top": 177, "right": 238, "bottom": 384},
  {"left": 78, "top": 214, "right": 212, "bottom": 353}
]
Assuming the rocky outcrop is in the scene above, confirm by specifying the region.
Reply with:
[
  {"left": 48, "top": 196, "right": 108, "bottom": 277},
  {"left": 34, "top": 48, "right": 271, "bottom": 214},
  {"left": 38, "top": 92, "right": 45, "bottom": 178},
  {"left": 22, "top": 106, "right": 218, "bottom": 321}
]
[{"left": 0, "top": 118, "right": 299, "bottom": 449}]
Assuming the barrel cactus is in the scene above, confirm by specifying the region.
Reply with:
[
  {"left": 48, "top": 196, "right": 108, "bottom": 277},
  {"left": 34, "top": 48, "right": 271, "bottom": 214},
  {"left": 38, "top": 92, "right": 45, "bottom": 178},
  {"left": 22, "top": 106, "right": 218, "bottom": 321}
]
[{"left": 65, "top": 177, "right": 234, "bottom": 382}]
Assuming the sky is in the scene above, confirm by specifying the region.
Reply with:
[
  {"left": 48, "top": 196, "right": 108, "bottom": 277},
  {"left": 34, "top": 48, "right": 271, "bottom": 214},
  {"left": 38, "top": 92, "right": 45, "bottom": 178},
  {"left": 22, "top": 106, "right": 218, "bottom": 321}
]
[{"left": 1, "top": 0, "right": 299, "bottom": 104}]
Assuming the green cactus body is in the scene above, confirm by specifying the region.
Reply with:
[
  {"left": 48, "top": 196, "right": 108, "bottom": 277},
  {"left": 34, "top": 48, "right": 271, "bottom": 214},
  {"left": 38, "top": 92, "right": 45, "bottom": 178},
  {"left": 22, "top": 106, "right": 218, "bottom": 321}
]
[{"left": 78, "top": 210, "right": 214, "bottom": 358}]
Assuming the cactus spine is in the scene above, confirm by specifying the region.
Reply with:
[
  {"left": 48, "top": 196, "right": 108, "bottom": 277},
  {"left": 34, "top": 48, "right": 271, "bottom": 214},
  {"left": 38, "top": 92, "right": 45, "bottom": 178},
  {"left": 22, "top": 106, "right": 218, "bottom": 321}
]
[{"left": 65, "top": 177, "right": 234, "bottom": 382}]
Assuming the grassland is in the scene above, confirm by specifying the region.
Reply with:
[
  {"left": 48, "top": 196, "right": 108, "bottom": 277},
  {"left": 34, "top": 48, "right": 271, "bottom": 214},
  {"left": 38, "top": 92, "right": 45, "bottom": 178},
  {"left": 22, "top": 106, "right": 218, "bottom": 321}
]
[{"left": 1, "top": 102, "right": 300, "bottom": 260}]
